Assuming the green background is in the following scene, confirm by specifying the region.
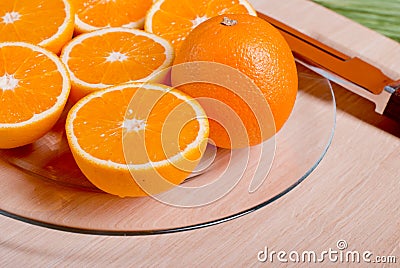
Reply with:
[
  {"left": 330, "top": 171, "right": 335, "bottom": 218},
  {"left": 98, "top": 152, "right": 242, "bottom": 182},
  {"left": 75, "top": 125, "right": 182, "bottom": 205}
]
[{"left": 313, "top": 0, "right": 400, "bottom": 42}]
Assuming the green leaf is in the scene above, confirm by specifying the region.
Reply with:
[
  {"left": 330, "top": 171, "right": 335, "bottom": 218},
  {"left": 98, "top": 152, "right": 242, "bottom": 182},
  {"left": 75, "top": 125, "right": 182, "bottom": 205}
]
[{"left": 313, "top": 0, "right": 400, "bottom": 42}]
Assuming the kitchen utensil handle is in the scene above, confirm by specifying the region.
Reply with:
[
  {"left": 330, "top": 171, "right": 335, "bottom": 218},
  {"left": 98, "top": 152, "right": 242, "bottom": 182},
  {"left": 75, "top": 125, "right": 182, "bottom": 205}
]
[{"left": 384, "top": 81, "right": 400, "bottom": 123}]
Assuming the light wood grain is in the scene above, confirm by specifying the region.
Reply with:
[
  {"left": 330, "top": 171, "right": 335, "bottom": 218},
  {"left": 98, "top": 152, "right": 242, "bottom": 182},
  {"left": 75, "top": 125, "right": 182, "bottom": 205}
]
[{"left": 1, "top": 0, "right": 400, "bottom": 266}]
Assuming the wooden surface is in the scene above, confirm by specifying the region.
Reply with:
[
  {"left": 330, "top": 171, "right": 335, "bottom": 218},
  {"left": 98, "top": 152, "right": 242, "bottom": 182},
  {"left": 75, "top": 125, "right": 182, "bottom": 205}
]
[{"left": 1, "top": 0, "right": 400, "bottom": 266}]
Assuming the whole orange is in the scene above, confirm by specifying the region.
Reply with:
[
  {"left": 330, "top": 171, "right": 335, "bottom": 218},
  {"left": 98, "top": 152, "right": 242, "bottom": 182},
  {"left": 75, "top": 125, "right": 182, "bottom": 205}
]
[{"left": 173, "top": 14, "right": 298, "bottom": 149}]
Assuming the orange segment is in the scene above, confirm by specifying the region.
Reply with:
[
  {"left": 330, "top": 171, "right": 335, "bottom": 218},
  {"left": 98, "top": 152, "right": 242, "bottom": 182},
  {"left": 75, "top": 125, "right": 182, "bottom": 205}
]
[
  {"left": 145, "top": 0, "right": 257, "bottom": 52},
  {"left": 0, "top": 0, "right": 74, "bottom": 54},
  {"left": 60, "top": 27, "right": 174, "bottom": 102},
  {"left": 0, "top": 42, "right": 70, "bottom": 148},
  {"left": 66, "top": 83, "right": 209, "bottom": 197},
  {"left": 72, "top": 0, "right": 154, "bottom": 33}
]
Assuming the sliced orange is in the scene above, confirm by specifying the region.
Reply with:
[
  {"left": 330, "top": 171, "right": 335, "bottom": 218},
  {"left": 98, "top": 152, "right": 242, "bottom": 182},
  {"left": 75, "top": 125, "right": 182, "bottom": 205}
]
[
  {"left": 60, "top": 27, "right": 174, "bottom": 102},
  {"left": 0, "top": 42, "right": 70, "bottom": 149},
  {"left": 145, "top": 0, "right": 257, "bottom": 52},
  {"left": 0, "top": 0, "right": 74, "bottom": 54},
  {"left": 65, "top": 82, "right": 209, "bottom": 197},
  {"left": 72, "top": 0, "right": 155, "bottom": 34}
]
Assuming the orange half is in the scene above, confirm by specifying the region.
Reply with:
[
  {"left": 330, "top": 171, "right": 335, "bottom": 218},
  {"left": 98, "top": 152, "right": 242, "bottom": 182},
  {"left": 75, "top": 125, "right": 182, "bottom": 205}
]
[
  {"left": 66, "top": 82, "right": 209, "bottom": 197},
  {"left": 0, "top": 0, "right": 74, "bottom": 54},
  {"left": 0, "top": 42, "right": 70, "bottom": 148},
  {"left": 60, "top": 27, "right": 174, "bottom": 101}
]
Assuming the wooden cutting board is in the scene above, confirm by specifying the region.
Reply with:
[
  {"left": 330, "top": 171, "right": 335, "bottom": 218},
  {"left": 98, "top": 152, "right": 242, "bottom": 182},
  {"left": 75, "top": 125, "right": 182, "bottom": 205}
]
[{"left": 0, "top": 0, "right": 399, "bottom": 266}]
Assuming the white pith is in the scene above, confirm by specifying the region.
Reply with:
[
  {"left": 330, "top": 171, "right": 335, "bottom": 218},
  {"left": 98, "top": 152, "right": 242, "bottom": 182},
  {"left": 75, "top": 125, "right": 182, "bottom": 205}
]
[
  {"left": 75, "top": 15, "right": 145, "bottom": 33},
  {"left": 123, "top": 118, "right": 146, "bottom": 132},
  {"left": 0, "top": 73, "right": 19, "bottom": 91},
  {"left": 2, "top": 11, "right": 21, "bottom": 24},
  {"left": 106, "top": 51, "right": 128, "bottom": 62}
]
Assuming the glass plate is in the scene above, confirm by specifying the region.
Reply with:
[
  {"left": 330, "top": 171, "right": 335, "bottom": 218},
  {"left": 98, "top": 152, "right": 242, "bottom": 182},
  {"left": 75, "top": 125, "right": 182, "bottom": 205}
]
[{"left": 0, "top": 64, "right": 336, "bottom": 235}]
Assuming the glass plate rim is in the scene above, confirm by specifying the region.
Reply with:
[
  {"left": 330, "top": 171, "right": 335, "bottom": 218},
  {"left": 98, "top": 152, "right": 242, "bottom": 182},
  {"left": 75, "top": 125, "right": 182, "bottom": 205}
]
[{"left": 0, "top": 69, "right": 337, "bottom": 236}]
